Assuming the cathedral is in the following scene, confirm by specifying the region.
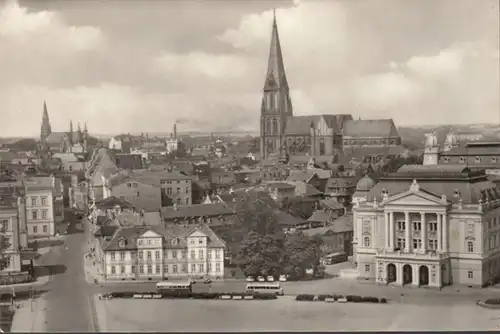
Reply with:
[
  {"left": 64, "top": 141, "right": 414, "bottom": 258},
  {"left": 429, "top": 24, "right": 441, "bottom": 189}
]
[
  {"left": 259, "top": 12, "right": 402, "bottom": 161},
  {"left": 39, "top": 101, "right": 90, "bottom": 154}
]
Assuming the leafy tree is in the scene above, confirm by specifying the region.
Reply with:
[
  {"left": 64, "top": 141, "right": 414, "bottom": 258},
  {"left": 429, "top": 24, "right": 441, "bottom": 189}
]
[
  {"left": 283, "top": 232, "right": 322, "bottom": 279},
  {"left": 236, "top": 231, "right": 284, "bottom": 276},
  {"left": 380, "top": 155, "right": 424, "bottom": 174}
]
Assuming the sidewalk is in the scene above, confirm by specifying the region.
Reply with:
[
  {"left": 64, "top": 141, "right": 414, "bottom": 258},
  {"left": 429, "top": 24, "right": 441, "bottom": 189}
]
[{"left": 10, "top": 295, "right": 47, "bottom": 332}]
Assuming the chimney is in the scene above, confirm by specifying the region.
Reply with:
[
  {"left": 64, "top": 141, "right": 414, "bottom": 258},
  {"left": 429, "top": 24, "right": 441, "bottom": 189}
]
[{"left": 173, "top": 123, "right": 177, "bottom": 140}]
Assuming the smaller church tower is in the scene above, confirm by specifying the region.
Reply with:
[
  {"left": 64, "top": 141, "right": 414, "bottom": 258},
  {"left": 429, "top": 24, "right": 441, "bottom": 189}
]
[
  {"left": 69, "top": 120, "right": 74, "bottom": 146},
  {"left": 83, "top": 122, "right": 89, "bottom": 153},
  {"left": 40, "top": 101, "right": 52, "bottom": 146},
  {"left": 76, "top": 122, "right": 84, "bottom": 144},
  {"left": 423, "top": 131, "right": 440, "bottom": 165}
]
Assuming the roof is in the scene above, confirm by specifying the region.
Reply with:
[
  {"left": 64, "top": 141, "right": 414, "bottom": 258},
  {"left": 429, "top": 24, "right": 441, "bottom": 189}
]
[
  {"left": 284, "top": 115, "right": 347, "bottom": 135},
  {"left": 397, "top": 164, "right": 470, "bottom": 174},
  {"left": 356, "top": 175, "right": 376, "bottom": 191},
  {"left": 325, "top": 177, "right": 356, "bottom": 189},
  {"left": 342, "top": 119, "right": 399, "bottom": 138},
  {"left": 103, "top": 224, "right": 226, "bottom": 251},
  {"left": 307, "top": 210, "right": 331, "bottom": 223},
  {"left": 23, "top": 176, "right": 53, "bottom": 190},
  {"left": 267, "top": 182, "right": 296, "bottom": 190},
  {"left": 95, "top": 196, "right": 135, "bottom": 210},
  {"left": 440, "top": 143, "right": 500, "bottom": 156},
  {"left": 305, "top": 184, "right": 323, "bottom": 196},
  {"left": 161, "top": 203, "right": 234, "bottom": 220},
  {"left": 94, "top": 225, "right": 119, "bottom": 238},
  {"left": 303, "top": 215, "right": 353, "bottom": 236},
  {"left": 114, "top": 154, "right": 143, "bottom": 170},
  {"left": 320, "top": 198, "right": 345, "bottom": 210},
  {"left": 287, "top": 170, "right": 316, "bottom": 183}
]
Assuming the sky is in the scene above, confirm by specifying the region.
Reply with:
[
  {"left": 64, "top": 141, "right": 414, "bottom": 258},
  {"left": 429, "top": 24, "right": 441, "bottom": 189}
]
[{"left": 0, "top": 0, "right": 498, "bottom": 137}]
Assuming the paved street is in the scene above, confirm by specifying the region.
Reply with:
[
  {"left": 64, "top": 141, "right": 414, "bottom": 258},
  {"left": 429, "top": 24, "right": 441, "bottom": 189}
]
[{"left": 39, "top": 219, "right": 99, "bottom": 332}]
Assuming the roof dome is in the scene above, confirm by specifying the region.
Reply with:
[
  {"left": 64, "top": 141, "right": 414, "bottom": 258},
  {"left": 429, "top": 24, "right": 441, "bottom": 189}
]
[
  {"left": 444, "top": 130, "right": 458, "bottom": 146},
  {"left": 425, "top": 132, "right": 438, "bottom": 147},
  {"left": 356, "top": 175, "right": 375, "bottom": 192}
]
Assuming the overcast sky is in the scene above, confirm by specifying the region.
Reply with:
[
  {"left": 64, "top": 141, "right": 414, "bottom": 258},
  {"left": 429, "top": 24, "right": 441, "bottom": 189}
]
[{"left": 0, "top": 0, "right": 498, "bottom": 137}]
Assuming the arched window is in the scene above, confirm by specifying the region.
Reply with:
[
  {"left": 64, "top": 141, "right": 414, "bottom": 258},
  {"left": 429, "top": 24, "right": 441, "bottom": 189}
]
[
  {"left": 266, "top": 119, "right": 271, "bottom": 135},
  {"left": 272, "top": 119, "right": 278, "bottom": 134},
  {"left": 467, "top": 241, "right": 474, "bottom": 252},
  {"left": 269, "top": 92, "right": 276, "bottom": 109},
  {"left": 363, "top": 237, "right": 371, "bottom": 247}
]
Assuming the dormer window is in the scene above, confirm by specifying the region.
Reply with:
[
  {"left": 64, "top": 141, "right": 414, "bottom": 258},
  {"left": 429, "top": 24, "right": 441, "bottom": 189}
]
[
  {"left": 492, "top": 157, "right": 498, "bottom": 164},
  {"left": 118, "top": 239, "right": 126, "bottom": 248},
  {"left": 453, "top": 190, "right": 461, "bottom": 197},
  {"left": 172, "top": 238, "right": 178, "bottom": 245},
  {"left": 382, "top": 188, "right": 388, "bottom": 195},
  {"left": 443, "top": 157, "right": 449, "bottom": 163},
  {"left": 459, "top": 157, "right": 465, "bottom": 164},
  {"left": 475, "top": 156, "right": 481, "bottom": 164}
]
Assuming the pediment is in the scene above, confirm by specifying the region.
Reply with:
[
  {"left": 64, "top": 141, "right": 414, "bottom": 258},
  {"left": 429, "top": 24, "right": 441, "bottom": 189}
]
[
  {"left": 385, "top": 191, "right": 445, "bottom": 206},
  {"left": 140, "top": 230, "right": 162, "bottom": 238},
  {"left": 188, "top": 229, "right": 207, "bottom": 238}
]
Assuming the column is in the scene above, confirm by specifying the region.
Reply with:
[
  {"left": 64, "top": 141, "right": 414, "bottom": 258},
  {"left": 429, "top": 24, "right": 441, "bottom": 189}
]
[
  {"left": 442, "top": 213, "right": 448, "bottom": 252},
  {"left": 385, "top": 212, "right": 390, "bottom": 249},
  {"left": 404, "top": 212, "right": 411, "bottom": 252},
  {"left": 389, "top": 212, "right": 395, "bottom": 250},
  {"left": 437, "top": 213, "right": 442, "bottom": 251},
  {"left": 421, "top": 212, "right": 427, "bottom": 252}
]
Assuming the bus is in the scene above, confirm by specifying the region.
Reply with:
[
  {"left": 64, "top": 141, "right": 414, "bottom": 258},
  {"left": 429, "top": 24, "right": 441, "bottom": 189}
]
[
  {"left": 322, "top": 252, "right": 348, "bottom": 265},
  {"left": 246, "top": 282, "right": 284, "bottom": 296},
  {"left": 156, "top": 281, "right": 192, "bottom": 293}
]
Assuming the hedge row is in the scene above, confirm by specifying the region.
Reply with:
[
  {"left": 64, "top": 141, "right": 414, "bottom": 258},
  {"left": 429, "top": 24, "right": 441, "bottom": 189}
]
[
  {"left": 109, "top": 291, "right": 277, "bottom": 300},
  {"left": 295, "top": 294, "right": 387, "bottom": 304},
  {"left": 485, "top": 298, "right": 500, "bottom": 305}
]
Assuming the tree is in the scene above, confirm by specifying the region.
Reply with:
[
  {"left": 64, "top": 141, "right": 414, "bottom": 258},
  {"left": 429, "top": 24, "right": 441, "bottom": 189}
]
[
  {"left": 236, "top": 231, "right": 284, "bottom": 276},
  {"left": 380, "top": 155, "right": 424, "bottom": 174},
  {"left": 283, "top": 232, "right": 322, "bottom": 279}
]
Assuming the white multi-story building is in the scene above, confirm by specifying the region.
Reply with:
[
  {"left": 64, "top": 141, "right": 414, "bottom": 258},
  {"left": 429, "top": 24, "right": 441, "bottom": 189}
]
[
  {"left": 353, "top": 164, "right": 500, "bottom": 288},
  {"left": 102, "top": 225, "right": 225, "bottom": 281}
]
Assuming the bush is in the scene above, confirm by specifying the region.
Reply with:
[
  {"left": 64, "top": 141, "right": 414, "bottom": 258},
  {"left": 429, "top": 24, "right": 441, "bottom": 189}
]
[
  {"left": 111, "top": 292, "right": 125, "bottom": 298},
  {"left": 255, "top": 294, "right": 277, "bottom": 300},
  {"left": 361, "top": 296, "right": 379, "bottom": 303},
  {"left": 317, "top": 294, "right": 333, "bottom": 301},
  {"left": 122, "top": 291, "right": 135, "bottom": 298},
  {"left": 380, "top": 298, "right": 387, "bottom": 304},
  {"left": 296, "top": 294, "right": 315, "bottom": 301}
]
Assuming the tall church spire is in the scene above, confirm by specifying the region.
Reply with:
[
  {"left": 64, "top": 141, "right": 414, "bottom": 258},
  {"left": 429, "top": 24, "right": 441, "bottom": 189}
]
[
  {"left": 40, "top": 100, "right": 52, "bottom": 142},
  {"left": 77, "top": 122, "right": 83, "bottom": 144},
  {"left": 264, "top": 9, "right": 289, "bottom": 90},
  {"left": 69, "top": 120, "right": 74, "bottom": 145}
]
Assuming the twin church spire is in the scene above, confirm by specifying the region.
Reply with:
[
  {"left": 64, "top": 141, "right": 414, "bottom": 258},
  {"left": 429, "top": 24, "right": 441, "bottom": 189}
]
[{"left": 264, "top": 9, "right": 289, "bottom": 91}]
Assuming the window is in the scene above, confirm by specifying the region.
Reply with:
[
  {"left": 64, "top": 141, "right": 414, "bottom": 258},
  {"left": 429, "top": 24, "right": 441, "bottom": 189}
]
[
  {"left": 215, "top": 249, "right": 221, "bottom": 259},
  {"left": 127, "top": 183, "right": 132, "bottom": 188},
  {"left": 468, "top": 271, "right": 473, "bottom": 279},
  {"left": 397, "top": 238, "right": 405, "bottom": 249},
  {"left": 111, "top": 266, "right": 116, "bottom": 274},
  {"left": 120, "top": 252, "right": 125, "bottom": 261},
  {"left": 467, "top": 223, "right": 474, "bottom": 233},
  {"left": 429, "top": 222, "right": 437, "bottom": 231},
  {"left": 120, "top": 266, "right": 125, "bottom": 274},
  {"left": 185, "top": 198, "right": 189, "bottom": 204},
  {"left": 199, "top": 250, "right": 204, "bottom": 260},
  {"left": 199, "top": 264, "right": 204, "bottom": 273},
  {"left": 164, "top": 265, "right": 169, "bottom": 273},
  {"left": 177, "top": 198, "right": 181, "bottom": 205},
  {"left": 185, "top": 187, "right": 189, "bottom": 194},
  {"left": 199, "top": 238, "right": 203, "bottom": 244},
  {"left": 139, "top": 266, "right": 144, "bottom": 274},
  {"left": 190, "top": 250, "right": 195, "bottom": 260},
  {"left": 111, "top": 253, "right": 116, "bottom": 261},
  {"left": 147, "top": 265, "right": 152, "bottom": 274},
  {"left": 147, "top": 251, "right": 152, "bottom": 260},
  {"left": 443, "top": 157, "right": 449, "bottom": 163},
  {"left": 365, "top": 264, "right": 370, "bottom": 272},
  {"left": 176, "top": 187, "right": 180, "bottom": 193},
  {"left": 428, "top": 239, "right": 437, "bottom": 250},
  {"left": 147, "top": 239, "right": 151, "bottom": 245},
  {"left": 155, "top": 265, "right": 160, "bottom": 274},
  {"left": 155, "top": 251, "right": 160, "bottom": 259},
  {"left": 413, "top": 239, "right": 422, "bottom": 249},
  {"left": 208, "top": 263, "right": 212, "bottom": 272},
  {"left": 492, "top": 157, "right": 498, "bottom": 164},
  {"left": 182, "top": 251, "right": 187, "bottom": 259},
  {"left": 138, "top": 240, "right": 143, "bottom": 246},
  {"left": 167, "top": 188, "right": 172, "bottom": 195},
  {"left": 172, "top": 251, "right": 177, "bottom": 259},
  {"left": 155, "top": 239, "right": 159, "bottom": 245},
  {"left": 131, "top": 266, "right": 136, "bottom": 273},
  {"left": 363, "top": 237, "right": 370, "bottom": 247},
  {"left": 172, "top": 238, "right": 178, "bottom": 245},
  {"left": 137, "top": 192, "right": 140, "bottom": 197},
  {"left": 41, "top": 197, "right": 47, "bottom": 206},
  {"left": 138, "top": 251, "right": 143, "bottom": 259},
  {"left": 31, "top": 197, "right": 36, "bottom": 206},
  {"left": 397, "top": 221, "right": 405, "bottom": 230},
  {"left": 191, "top": 264, "right": 196, "bottom": 272},
  {"left": 182, "top": 265, "right": 187, "bottom": 273},
  {"left": 459, "top": 156, "right": 465, "bottom": 163},
  {"left": 43, "top": 225, "right": 48, "bottom": 233},
  {"left": 412, "top": 222, "right": 421, "bottom": 231},
  {"left": 467, "top": 241, "right": 474, "bottom": 252},
  {"left": 32, "top": 210, "right": 37, "bottom": 220},
  {"left": 0, "top": 220, "right": 7, "bottom": 231},
  {"left": 208, "top": 250, "right": 212, "bottom": 259},
  {"left": 42, "top": 210, "right": 47, "bottom": 219},
  {"left": 190, "top": 239, "right": 195, "bottom": 244},
  {"left": 475, "top": 156, "right": 481, "bottom": 164},
  {"left": 216, "top": 263, "right": 221, "bottom": 272}
]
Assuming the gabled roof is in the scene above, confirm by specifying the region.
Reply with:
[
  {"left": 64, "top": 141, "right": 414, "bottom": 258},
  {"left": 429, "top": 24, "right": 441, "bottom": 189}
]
[
  {"left": 325, "top": 177, "right": 356, "bottom": 189},
  {"left": 287, "top": 170, "right": 317, "bottom": 183},
  {"left": 320, "top": 198, "right": 345, "bottom": 210},
  {"left": 95, "top": 196, "right": 135, "bottom": 210},
  {"left": 342, "top": 119, "right": 400, "bottom": 138},
  {"left": 307, "top": 210, "right": 331, "bottom": 223},
  {"left": 161, "top": 203, "right": 234, "bottom": 220}
]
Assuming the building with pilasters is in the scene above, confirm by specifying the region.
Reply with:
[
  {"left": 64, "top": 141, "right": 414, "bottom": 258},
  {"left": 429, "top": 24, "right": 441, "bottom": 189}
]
[{"left": 353, "top": 164, "right": 500, "bottom": 288}]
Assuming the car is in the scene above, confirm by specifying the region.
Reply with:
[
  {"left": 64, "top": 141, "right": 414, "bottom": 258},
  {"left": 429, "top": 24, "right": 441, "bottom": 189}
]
[
  {"left": 203, "top": 276, "right": 212, "bottom": 284},
  {"left": 246, "top": 276, "right": 255, "bottom": 282},
  {"left": 267, "top": 276, "right": 274, "bottom": 282},
  {"left": 279, "top": 275, "right": 287, "bottom": 282},
  {"left": 257, "top": 276, "right": 265, "bottom": 282}
]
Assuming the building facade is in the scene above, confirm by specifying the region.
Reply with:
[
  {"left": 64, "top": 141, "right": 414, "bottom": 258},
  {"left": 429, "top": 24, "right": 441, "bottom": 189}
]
[
  {"left": 102, "top": 225, "right": 226, "bottom": 281},
  {"left": 353, "top": 165, "right": 500, "bottom": 288}
]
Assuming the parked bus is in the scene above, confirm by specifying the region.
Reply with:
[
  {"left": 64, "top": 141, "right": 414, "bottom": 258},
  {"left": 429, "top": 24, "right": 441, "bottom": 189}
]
[
  {"left": 245, "top": 282, "right": 284, "bottom": 296},
  {"left": 322, "top": 252, "right": 348, "bottom": 265},
  {"left": 156, "top": 281, "right": 192, "bottom": 293}
]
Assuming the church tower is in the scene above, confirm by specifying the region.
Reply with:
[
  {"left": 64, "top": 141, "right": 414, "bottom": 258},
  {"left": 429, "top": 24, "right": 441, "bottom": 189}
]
[
  {"left": 259, "top": 10, "right": 293, "bottom": 160},
  {"left": 83, "top": 122, "right": 89, "bottom": 153},
  {"left": 423, "top": 131, "right": 440, "bottom": 165},
  {"left": 69, "top": 120, "right": 74, "bottom": 146},
  {"left": 40, "top": 101, "right": 52, "bottom": 146}
]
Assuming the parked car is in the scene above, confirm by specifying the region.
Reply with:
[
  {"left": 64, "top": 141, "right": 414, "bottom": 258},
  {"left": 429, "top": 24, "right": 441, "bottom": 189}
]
[
  {"left": 257, "top": 276, "right": 265, "bottom": 282},
  {"left": 279, "top": 275, "right": 287, "bottom": 282},
  {"left": 203, "top": 276, "right": 212, "bottom": 284},
  {"left": 267, "top": 276, "right": 274, "bottom": 282},
  {"left": 246, "top": 276, "right": 255, "bottom": 282}
]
